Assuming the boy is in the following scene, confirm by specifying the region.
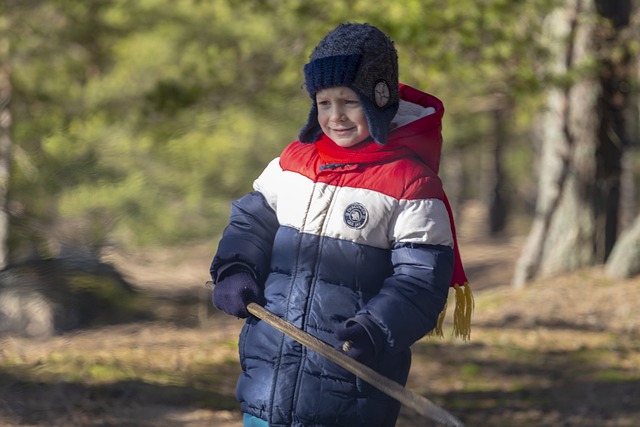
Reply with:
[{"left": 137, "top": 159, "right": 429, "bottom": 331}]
[{"left": 210, "top": 22, "right": 471, "bottom": 427}]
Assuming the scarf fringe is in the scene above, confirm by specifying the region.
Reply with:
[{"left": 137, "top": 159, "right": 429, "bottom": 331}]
[
  {"left": 452, "top": 283, "right": 474, "bottom": 341},
  {"left": 428, "top": 283, "right": 474, "bottom": 341},
  {"left": 428, "top": 301, "right": 447, "bottom": 338}
]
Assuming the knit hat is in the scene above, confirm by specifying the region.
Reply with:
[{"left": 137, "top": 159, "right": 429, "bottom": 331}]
[{"left": 299, "top": 23, "right": 399, "bottom": 145}]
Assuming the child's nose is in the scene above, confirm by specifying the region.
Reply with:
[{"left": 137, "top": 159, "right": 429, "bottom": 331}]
[{"left": 331, "top": 106, "right": 347, "bottom": 121}]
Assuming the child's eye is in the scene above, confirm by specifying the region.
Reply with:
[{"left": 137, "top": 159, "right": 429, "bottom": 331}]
[
  {"left": 345, "top": 99, "right": 359, "bottom": 105},
  {"left": 317, "top": 100, "right": 330, "bottom": 107}
]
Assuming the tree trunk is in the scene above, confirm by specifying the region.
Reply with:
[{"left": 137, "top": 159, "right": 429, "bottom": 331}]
[
  {"left": 594, "top": 0, "right": 634, "bottom": 261},
  {"left": 606, "top": 213, "right": 640, "bottom": 279},
  {"left": 513, "top": 0, "right": 635, "bottom": 288},
  {"left": 513, "top": 0, "right": 600, "bottom": 288},
  {"left": 487, "top": 107, "right": 509, "bottom": 235},
  {"left": 0, "top": 42, "right": 11, "bottom": 270},
  {"left": 605, "top": 0, "right": 639, "bottom": 278},
  {"left": 618, "top": 148, "right": 637, "bottom": 232}
]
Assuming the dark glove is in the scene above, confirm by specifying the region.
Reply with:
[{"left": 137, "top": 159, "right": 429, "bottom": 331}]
[
  {"left": 212, "top": 272, "right": 263, "bottom": 318},
  {"left": 335, "top": 322, "right": 377, "bottom": 366}
]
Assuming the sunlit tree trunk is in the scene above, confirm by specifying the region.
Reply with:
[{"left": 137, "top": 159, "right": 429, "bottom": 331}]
[
  {"left": 618, "top": 149, "right": 637, "bottom": 231},
  {"left": 606, "top": 213, "right": 640, "bottom": 279},
  {"left": 513, "top": 0, "right": 597, "bottom": 287},
  {"left": 513, "top": 0, "right": 635, "bottom": 287},
  {"left": 0, "top": 41, "right": 11, "bottom": 270},
  {"left": 606, "top": 9, "right": 640, "bottom": 279}
]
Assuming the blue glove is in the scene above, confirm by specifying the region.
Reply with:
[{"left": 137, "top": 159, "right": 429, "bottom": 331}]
[
  {"left": 335, "top": 322, "right": 377, "bottom": 366},
  {"left": 212, "top": 272, "right": 263, "bottom": 318}
]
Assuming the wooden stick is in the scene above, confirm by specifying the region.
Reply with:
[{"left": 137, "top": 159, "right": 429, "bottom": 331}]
[{"left": 246, "top": 303, "right": 466, "bottom": 427}]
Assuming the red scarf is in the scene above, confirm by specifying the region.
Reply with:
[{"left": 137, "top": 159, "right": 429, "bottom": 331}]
[
  {"left": 315, "top": 134, "right": 412, "bottom": 165},
  {"left": 314, "top": 128, "right": 473, "bottom": 339},
  {"left": 315, "top": 134, "right": 469, "bottom": 289}
]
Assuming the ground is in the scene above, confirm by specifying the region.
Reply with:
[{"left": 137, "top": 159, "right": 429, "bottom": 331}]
[{"left": 1, "top": 202, "right": 639, "bottom": 426}]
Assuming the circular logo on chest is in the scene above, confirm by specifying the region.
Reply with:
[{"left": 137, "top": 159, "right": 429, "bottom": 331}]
[{"left": 344, "top": 202, "right": 368, "bottom": 229}]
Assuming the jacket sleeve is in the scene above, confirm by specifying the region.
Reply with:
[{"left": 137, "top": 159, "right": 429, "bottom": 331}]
[
  {"left": 210, "top": 191, "right": 279, "bottom": 284},
  {"left": 353, "top": 195, "right": 455, "bottom": 352},
  {"left": 211, "top": 158, "right": 283, "bottom": 283}
]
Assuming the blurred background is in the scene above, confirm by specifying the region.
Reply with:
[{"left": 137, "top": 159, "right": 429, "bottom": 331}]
[{"left": 1, "top": 1, "right": 639, "bottom": 426}]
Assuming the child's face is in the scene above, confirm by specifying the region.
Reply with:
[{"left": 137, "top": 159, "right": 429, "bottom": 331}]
[{"left": 316, "top": 87, "right": 371, "bottom": 148}]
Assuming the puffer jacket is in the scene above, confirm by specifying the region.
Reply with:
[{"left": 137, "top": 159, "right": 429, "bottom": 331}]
[{"left": 211, "top": 84, "right": 456, "bottom": 427}]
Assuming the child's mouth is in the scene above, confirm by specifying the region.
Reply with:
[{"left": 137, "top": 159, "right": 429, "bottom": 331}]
[{"left": 332, "top": 127, "right": 354, "bottom": 135}]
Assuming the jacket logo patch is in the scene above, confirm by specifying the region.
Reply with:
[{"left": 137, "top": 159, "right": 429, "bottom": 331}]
[{"left": 344, "top": 202, "right": 368, "bottom": 229}]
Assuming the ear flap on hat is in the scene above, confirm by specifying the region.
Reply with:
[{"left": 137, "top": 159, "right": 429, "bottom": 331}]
[{"left": 358, "top": 93, "right": 399, "bottom": 145}]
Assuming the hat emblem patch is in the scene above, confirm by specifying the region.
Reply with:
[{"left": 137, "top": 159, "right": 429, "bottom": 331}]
[
  {"left": 344, "top": 202, "right": 368, "bottom": 229},
  {"left": 374, "top": 80, "right": 390, "bottom": 107}
]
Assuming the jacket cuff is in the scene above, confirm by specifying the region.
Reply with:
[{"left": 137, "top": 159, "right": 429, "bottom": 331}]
[
  {"left": 214, "top": 262, "right": 256, "bottom": 283},
  {"left": 346, "top": 315, "right": 386, "bottom": 356}
]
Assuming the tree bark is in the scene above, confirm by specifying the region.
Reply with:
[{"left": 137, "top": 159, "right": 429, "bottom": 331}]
[
  {"left": 604, "top": 0, "right": 639, "bottom": 278},
  {"left": 513, "top": 0, "right": 599, "bottom": 288},
  {"left": 487, "top": 107, "right": 509, "bottom": 235},
  {"left": 606, "top": 213, "right": 640, "bottom": 279},
  {"left": 0, "top": 43, "right": 11, "bottom": 270},
  {"left": 619, "top": 147, "right": 637, "bottom": 232},
  {"left": 594, "top": 0, "right": 634, "bottom": 261},
  {"left": 513, "top": 0, "right": 636, "bottom": 287}
]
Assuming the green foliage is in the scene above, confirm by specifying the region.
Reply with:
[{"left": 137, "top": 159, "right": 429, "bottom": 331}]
[{"left": 4, "top": 0, "right": 560, "bottom": 254}]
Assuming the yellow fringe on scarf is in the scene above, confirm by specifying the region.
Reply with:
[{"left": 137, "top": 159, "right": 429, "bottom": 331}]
[{"left": 428, "top": 283, "right": 474, "bottom": 341}]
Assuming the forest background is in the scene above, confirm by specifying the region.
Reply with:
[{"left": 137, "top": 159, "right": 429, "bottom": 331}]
[
  {"left": 1, "top": 1, "right": 640, "bottom": 426},
  {"left": 1, "top": 0, "right": 639, "bottom": 280}
]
